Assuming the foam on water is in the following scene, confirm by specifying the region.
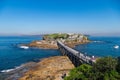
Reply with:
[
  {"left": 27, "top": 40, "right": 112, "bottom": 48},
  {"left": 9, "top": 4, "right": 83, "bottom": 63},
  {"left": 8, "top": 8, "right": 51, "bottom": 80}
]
[
  {"left": 1, "top": 65, "right": 23, "bottom": 73},
  {"left": 75, "top": 37, "right": 120, "bottom": 57}
]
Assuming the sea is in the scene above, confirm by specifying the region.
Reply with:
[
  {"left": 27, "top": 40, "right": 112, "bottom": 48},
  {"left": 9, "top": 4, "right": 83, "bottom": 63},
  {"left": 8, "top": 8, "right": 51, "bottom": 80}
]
[
  {"left": 0, "top": 36, "right": 120, "bottom": 73},
  {"left": 75, "top": 36, "right": 120, "bottom": 57},
  {"left": 0, "top": 36, "right": 60, "bottom": 72}
]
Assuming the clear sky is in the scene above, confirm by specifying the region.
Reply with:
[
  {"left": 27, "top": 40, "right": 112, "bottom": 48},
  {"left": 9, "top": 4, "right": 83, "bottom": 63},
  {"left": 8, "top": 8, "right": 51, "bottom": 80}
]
[{"left": 0, "top": 0, "right": 120, "bottom": 36}]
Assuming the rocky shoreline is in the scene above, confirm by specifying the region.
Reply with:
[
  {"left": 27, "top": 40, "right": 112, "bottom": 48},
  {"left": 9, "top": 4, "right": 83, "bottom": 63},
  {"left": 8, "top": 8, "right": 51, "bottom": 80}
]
[
  {"left": 0, "top": 62, "right": 38, "bottom": 80},
  {"left": 19, "top": 56, "right": 74, "bottom": 80},
  {"left": 65, "top": 40, "right": 90, "bottom": 48},
  {"left": 0, "top": 56, "right": 74, "bottom": 80},
  {"left": 28, "top": 40, "right": 58, "bottom": 49}
]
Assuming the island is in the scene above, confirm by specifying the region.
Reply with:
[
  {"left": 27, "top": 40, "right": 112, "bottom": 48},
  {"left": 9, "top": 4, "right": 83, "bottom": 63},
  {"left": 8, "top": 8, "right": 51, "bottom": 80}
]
[{"left": 22, "top": 33, "right": 90, "bottom": 49}]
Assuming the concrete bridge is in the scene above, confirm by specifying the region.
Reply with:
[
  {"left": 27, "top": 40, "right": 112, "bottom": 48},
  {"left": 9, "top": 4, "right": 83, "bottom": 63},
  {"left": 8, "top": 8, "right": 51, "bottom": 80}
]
[{"left": 57, "top": 41, "right": 96, "bottom": 67}]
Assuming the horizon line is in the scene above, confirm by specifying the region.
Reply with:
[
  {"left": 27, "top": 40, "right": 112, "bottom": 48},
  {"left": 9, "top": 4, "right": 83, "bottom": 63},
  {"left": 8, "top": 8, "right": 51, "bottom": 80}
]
[{"left": 0, "top": 32, "right": 120, "bottom": 37}]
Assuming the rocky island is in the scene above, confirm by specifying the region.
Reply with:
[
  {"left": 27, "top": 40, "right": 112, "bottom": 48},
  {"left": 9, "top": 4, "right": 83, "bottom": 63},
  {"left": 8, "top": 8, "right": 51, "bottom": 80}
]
[{"left": 23, "top": 33, "right": 90, "bottom": 49}]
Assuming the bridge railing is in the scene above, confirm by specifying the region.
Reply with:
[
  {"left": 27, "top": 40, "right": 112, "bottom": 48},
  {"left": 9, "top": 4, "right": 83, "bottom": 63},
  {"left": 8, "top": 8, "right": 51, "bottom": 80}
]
[{"left": 57, "top": 41, "right": 96, "bottom": 65}]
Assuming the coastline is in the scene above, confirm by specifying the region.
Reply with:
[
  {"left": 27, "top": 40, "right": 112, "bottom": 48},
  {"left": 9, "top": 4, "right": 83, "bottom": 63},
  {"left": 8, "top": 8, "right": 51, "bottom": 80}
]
[
  {"left": 28, "top": 40, "right": 58, "bottom": 49},
  {"left": 0, "top": 56, "right": 74, "bottom": 80},
  {"left": 0, "top": 62, "right": 38, "bottom": 80},
  {"left": 19, "top": 56, "right": 74, "bottom": 80}
]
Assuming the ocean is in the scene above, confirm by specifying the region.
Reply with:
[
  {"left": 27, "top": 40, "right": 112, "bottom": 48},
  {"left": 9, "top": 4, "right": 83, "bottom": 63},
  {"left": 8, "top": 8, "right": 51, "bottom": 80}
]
[
  {"left": 0, "top": 36, "right": 60, "bottom": 72},
  {"left": 0, "top": 36, "right": 120, "bottom": 73},
  {"left": 75, "top": 36, "right": 120, "bottom": 57}
]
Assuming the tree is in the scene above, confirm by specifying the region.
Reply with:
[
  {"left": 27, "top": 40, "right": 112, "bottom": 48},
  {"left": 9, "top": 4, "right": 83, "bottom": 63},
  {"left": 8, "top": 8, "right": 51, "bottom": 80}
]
[
  {"left": 64, "top": 57, "right": 120, "bottom": 80},
  {"left": 93, "top": 57, "right": 119, "bottom": 80},
  {"left": 93, "top": 56, "right": 117, "bottom": 73},
  {"left": 64, "top": 64, "right": 92, "bottom": 80},
  {"left": 116, "top": 57, "right": 120, "bottom": 73}
]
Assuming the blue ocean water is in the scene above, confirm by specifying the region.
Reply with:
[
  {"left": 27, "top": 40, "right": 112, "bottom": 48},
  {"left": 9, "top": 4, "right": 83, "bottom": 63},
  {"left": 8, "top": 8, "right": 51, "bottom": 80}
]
[
  {"left": 0, "top": 36, "right": 60, "bottom": 71},
  {"left": 75, "top": 36, "right": 120, "bottom": 57},
  {"left": 0, "top": 36, "right": 120, "bottom": 72}
]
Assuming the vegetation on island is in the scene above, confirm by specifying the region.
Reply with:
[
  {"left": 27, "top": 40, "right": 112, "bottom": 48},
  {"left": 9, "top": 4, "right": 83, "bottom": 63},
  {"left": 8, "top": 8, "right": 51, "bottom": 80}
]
[
  {"left": 64, "top": 56, "right": 120, "bottom": 80},
  {"left": 43, "top": 33, "right": 88, "bottom": 41},
  {"left": 43, "top": 33, "right": 69, "bottom": 40}
]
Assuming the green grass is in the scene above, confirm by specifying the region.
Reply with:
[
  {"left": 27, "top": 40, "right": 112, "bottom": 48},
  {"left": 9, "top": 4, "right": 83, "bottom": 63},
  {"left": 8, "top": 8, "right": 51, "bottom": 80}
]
[{"left": 44, "top": 33, "right": 69, "bottom": 40}]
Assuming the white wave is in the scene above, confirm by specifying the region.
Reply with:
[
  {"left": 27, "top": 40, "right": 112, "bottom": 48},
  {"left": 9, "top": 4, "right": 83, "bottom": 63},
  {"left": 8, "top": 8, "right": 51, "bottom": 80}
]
[
  {"left": 93, "top": 41, "right": 104, "bottom": 43},
  {"left": 1, "top": 65, "right": 23, "bottom": 73},
  {"left": 114, "top": 45, "right": 119, "bottom": 49},
  {"left": 1, "top": 69, "right": 15, "bottom": 73},
  {"left": 19, "top": 45, "right": 29, "bottom": 49}
]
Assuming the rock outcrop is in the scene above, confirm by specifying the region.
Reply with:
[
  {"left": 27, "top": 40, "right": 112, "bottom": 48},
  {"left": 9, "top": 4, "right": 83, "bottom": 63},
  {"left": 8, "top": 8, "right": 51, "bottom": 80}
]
[
  {"left": 28, "top": 40, "right": 58, "bottom": 49},
  {"left": 19, "top": 56, "right": 74, "bottom": 80}
]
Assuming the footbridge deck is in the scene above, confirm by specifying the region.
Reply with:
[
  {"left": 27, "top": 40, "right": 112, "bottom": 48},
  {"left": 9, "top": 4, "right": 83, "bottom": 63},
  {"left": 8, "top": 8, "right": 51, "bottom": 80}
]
[{"left": 57, "top": 41, "right": 96, "bottom": 66}]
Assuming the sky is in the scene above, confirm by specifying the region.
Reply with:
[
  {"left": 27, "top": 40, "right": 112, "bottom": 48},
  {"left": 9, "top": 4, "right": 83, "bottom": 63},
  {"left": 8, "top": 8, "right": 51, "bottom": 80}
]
[{"left": 0, "top": 0, "right": 120, "bottom": 36}]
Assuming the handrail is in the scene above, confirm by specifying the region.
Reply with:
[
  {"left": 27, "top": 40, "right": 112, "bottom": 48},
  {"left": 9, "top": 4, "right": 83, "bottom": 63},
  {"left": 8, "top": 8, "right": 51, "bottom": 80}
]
[{"left": 57, "top": 41, "right": 96, "bottom": 64}]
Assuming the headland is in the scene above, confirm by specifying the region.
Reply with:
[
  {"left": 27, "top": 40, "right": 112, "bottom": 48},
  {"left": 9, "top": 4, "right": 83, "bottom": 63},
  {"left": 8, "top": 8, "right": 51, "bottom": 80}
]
[{"left": 19, "top": 56, "right": 74, "bottom": 80}]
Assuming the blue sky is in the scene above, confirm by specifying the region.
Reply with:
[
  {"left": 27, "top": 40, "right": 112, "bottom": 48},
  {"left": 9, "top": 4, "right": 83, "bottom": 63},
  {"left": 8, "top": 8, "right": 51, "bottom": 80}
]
[{"left": 0, "top": 0, "right": 120, "bottom": 36}]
